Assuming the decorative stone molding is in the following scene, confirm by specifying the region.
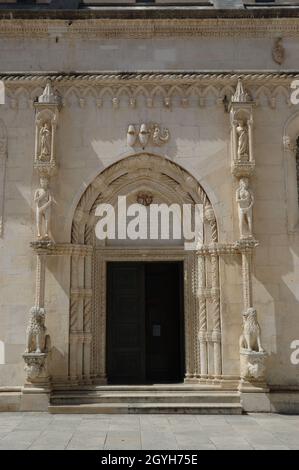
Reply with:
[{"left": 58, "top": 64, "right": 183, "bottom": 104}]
[
  {"left": 71, "top": 153, "right": 213, "bottom": 244},
  {"left": 30, "top": 242, "right": 93, "bottom": 257},
  {"left": 0, "top": 72, "right": 296, "bottom": 111},
  {"left": 67, "top": 155, "right": 223, "bottom": 385},
  {"left": 1, "top": 18, "right": 299, "bottom": 39},
  {"left": 0, "top": 119, "right": 7, "bottom": 238}
]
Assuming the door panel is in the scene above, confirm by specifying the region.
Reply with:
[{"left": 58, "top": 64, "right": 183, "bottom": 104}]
[
  {"left": 106, "top": 261, "right": 183, "bottom": 384},
  {"left": 145, "top": 263, "right": 182, "bottom": 382},
  {"left": 107, "top": 263, "right": 145, "bottom": 383}
]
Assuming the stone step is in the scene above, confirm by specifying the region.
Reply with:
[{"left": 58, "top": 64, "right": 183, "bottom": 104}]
[
  {"left": 48, "top": 402, "right": 243, "bottom": 415},
  {"left": 51, "top": 391, "right": 240, "bottom": 405}
]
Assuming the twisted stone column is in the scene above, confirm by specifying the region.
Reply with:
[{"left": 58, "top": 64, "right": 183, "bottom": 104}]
[
  {"left": 197, "top": 254, "right": 208, "bottom": 378},
  {"left": 210, "top": 250, "right": 222, "bottom": 377}
]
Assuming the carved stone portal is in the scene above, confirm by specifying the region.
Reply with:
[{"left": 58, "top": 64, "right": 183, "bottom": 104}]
[{"left": 70, "top": 154, "right": 220, "bottom": 384}]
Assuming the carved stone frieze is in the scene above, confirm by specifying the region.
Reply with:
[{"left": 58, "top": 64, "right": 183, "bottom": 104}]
[{"left": 0, "top": 73, "right": 296, "bottom": 111}]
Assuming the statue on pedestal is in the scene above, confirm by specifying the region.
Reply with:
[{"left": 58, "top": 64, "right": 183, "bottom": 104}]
[
  {"left": 236, "top": 177, "right": 254, "bottom": 239},
  {"left": 38, "top": 122, "right": 51, "bottom": 162},
  {"left": 236, "top": 120, "right": 249, "bottom": 161},
  {"left": 34, "top": 176, "right": 54, "bottom": 240}
]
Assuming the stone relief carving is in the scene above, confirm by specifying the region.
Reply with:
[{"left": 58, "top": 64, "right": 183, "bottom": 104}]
[
  {"left": 236, "top": 120, "right": 249, "bottom": 161},
  {"left": 138, "top": 123, "right": 150, "bottom": 148},
  {"left": 2, "top": 75, "right": 295, "bottom": 111},
  {"left": 38, "top": 122, "right": 52, "bottom": 162},
  {"left": 136, "top": 192, "right": 153, "bottom": 206},
  {"left": 239, "top": 307, "right": 264, "bottom": 353},
  {"left": 127, "top": 123, "right": 170, "bottom": 148},
  {"left": 152, "top": 123, "right": 170, "bottom": 146},
  {"left": 240, "top": 350, "right": 267, "bottom": 381},
  {"left": 272, "top": 37, "right": 285, "bottom": 65},
  {"left": 34, "top": 82, "right": 61, "bottom": 174},
  {"left": 230, "top": 80, "right": 255, "bottom": 177},
  {"left": 22, "top": 352, "right": 49, "bottom": 382},
  {"left": 34, "top": 176, "right": 55, "bottom": 240},
  {"left": 236, "top": 177, "right": 254, "bottom": 239},
  {"left": 127, "top": 124, "right": 137, "bottom": 147},
  {"left": 25, "top": 306, "right": 47, "bottom": 354}
]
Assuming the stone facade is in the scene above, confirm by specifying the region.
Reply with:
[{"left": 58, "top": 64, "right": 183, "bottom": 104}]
[{"left": 0, "top": 2, "right": 299, "bottom": 413}]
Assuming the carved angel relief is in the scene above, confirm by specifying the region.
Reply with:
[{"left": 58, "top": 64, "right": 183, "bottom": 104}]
[{"left": 127, "top": 123, "right": 170, "bottom": 148}]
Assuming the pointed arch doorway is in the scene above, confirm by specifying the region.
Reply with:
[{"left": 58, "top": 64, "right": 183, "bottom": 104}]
[{"left": 69, "top": 154, "right": 221, "bottom": 385}]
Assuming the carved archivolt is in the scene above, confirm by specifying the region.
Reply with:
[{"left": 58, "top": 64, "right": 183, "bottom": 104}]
[
  {"left": 69, "top": 154, "right": 222, "bottom": 384},
  {"left": 71, "top": 153, "right": 216, "bottom": 245}
]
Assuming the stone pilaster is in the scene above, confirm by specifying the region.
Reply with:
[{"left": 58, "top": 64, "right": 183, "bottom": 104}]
[
  {"left": 230, "top": 79, "right": 268, "bottom": 391},
  {"left": 22, "top": 82, "right": 61, "bottom": 398}
]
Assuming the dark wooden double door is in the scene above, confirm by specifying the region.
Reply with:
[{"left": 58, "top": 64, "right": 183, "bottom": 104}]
[{"left": 107, "top": 262, "right": 184, "bottom": 384}]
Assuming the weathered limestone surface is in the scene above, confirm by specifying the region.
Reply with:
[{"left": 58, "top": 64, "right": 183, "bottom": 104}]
[{"left": 0, "top": 14, "right": 298, "bottom": 411}]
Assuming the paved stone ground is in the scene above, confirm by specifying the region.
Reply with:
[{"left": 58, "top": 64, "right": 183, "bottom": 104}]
[{"left": 0, "top": 412, "right": 298, "bottom": 450}]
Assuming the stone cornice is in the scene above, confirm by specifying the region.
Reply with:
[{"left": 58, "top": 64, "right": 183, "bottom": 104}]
[
  {"left": 0, "top": 71, "right": 296, "bottom": 110},
  {"left": 1, "top": 17, "right": 299, "bottom": 39}
]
